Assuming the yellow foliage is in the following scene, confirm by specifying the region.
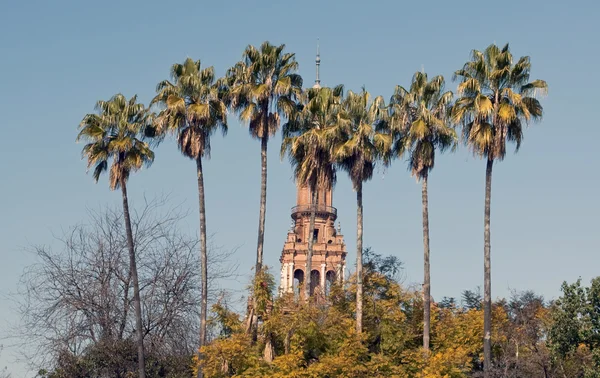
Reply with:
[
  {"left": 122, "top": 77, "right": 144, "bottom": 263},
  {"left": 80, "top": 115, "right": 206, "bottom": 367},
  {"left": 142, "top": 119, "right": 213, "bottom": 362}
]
[
  {"left": 197, "top": 333, "right": 259, "bottom": 378},
  {"left": 196, "top": 268, "right": 538, "bottom": 378}
]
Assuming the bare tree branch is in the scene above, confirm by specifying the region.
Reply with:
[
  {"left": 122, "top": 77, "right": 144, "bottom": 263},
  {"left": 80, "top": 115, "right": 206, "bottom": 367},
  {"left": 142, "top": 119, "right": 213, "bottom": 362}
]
[{"left": 6, "top": 195, "right": 239, "bottom": 373}]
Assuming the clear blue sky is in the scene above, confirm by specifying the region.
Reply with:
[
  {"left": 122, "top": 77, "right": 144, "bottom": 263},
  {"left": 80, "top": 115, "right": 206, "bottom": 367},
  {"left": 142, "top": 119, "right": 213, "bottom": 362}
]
[{"left": 1, "top": 0, "right": 598, "bottom": 375}]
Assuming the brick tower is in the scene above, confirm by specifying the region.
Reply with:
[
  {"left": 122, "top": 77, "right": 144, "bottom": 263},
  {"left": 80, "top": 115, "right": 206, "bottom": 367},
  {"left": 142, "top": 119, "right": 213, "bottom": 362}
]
[
  {"left": 278, "top": 184, "right": 347, "bottom": 298},
  {"left": 279, "top": 41, "right": 347, "bottom": 299}
]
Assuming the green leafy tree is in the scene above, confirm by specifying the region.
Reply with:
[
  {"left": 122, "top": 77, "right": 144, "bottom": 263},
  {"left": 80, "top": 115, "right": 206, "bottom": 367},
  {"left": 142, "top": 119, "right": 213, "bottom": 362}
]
[
  {"left": 335, "top": 89, "right": 391, "bottom": 333},
  {"left": 452, "top": 43, "right": 547, "bottom": 374},
  {"left": 549, "top": 278, "right": 600, "bottom": 377},
  {"left": 438, "top": 297, "right": 457, "bottom": 309},
  {"left": 226, "top": 42, "right": 302, "bottom": 276},
  {"left": 281, "top": 85, "right": 346, "bottom": 301},
  {"left": 389, "top": 72, "right": 455, "bottom": 351},
  {"left": 77, "top": 94, "right": 154, "bottom": 378},
  {"left": 360, "top": 248, "right": 411, "bottom": 357},
  {"left": 150, "top": 58, "right": 228, "bottom": 378},
  {"left": 462, "top": 288, "right": 483, "bottom": 311}
]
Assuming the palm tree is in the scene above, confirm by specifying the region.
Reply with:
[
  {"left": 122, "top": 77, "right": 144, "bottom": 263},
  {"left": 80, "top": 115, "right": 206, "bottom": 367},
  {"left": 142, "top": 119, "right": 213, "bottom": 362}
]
[
  {"left": 226, "top": 42, "right": 302, "bottom": 277},
  {"left": 452, "top": 43, "right": 547, "bottom": 374},
  {"left": 150, "top": 58, "right": 227, "bottom": 377},
  {"left": 282, "top": 85, "right": 347, "bottom": 301},
  {"left": 335, "top": 88, "right": 391, "bottom": 333},
  {"left": 77, "top": 94, "right": 154, "bottom": 378},
  {"left": 389, "top": 72, "right": 455, "bottom": 351}
]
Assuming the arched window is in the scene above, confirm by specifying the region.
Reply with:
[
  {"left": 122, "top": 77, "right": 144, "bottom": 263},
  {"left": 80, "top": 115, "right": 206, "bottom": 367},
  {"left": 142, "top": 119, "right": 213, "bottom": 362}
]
[
  {"left": 309, "top": 270, "right": 320, "bottom": 296},
  {"left": 293, "top": 269, "right": 304, "bottom": 300},
  {"left": 325, "top": 270, "right": 336, "bottom": 296}
]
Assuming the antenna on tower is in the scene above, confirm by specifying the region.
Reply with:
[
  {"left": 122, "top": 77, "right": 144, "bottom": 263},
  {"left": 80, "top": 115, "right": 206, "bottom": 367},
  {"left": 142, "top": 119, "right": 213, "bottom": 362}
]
[{"left": 314, "top": 38, "right": 321, "bottom": 88}]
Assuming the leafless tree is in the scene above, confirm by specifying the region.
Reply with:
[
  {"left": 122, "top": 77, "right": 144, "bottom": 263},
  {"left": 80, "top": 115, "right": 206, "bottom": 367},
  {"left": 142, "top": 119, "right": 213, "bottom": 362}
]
[{"left": 9, "top": 196, "right": 238, "bottom": 374}]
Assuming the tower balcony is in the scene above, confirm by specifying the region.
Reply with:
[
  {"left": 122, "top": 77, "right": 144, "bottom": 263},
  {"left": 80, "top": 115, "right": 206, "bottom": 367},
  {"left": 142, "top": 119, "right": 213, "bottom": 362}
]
[{"left": 291, "top": 204, "right": 337, "bottom": 220}]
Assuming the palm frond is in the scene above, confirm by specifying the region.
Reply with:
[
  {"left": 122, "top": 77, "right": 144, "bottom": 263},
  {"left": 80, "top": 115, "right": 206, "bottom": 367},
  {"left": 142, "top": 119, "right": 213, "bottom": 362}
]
[{"left": 520, "top": 80, "right": 548, "bottom": 97}]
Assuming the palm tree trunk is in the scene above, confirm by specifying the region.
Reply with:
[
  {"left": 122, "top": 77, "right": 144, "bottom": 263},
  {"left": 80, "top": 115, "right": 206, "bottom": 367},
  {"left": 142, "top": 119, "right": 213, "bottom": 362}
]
[
  {"left": 247, "top": 132, "right": 268, "bottom": 338},
  {"left": 196, "top": 156, "right": 208, "bottom": 378},
  {"left": 284, "top": 331, "right": 291, "bottom": 354},
  {"left": 356, "top": 182, "right": 364, "bottom": 334},
  {"left": 483, "top": 158, "right": 493, "bottom": 376},
  {"left": 422, "top": 172, "right": 431, "bottom": 352},
  {"left": 263, "top": 332, "right": 274, "bottom": 362},
  {"left": 256, "top": 133, "right": 268, "bottom": 273},
  {"left": 120, "top": 181, "right": 146, "bottom": 378},
  {"left": 303, "top": 186, "right": 318, "bottom": 301}
]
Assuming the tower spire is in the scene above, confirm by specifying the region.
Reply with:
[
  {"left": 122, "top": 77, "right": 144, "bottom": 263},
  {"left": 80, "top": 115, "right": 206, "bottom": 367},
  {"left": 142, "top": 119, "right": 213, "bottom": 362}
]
[{"left": 314, "top": 38, "right": 321, "bottom": 88}]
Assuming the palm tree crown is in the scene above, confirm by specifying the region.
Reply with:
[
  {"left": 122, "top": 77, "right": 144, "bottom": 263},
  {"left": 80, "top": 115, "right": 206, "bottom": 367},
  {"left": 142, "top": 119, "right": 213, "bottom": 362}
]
[
  {"left": 390, "top": 72, "right": 456, "bottom": 180},
  {"left": 77, "top": 93, "right": 154, "bottom": 189},
  {"left": 451, "top": 43, "right": 547, "bottom": 160},
  {"left": 151, "top": 58, "right": 228, "bottom": 158},
  {"left": 335, "top": 88, "right": 391, "bottom": 188},
  {"left": 227, "top": 41, "right": 303, "bottom": 139},
  {"left": 282, "top": 85, "right": 347, "bottom": 191}
]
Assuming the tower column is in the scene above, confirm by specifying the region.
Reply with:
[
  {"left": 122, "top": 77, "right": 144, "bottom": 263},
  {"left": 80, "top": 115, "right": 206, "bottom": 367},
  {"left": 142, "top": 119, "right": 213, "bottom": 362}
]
[
  {"left": 281, "top": 263, "right": 288, "bottom": 293},
  {"left": 320, "top": 263, "right": 326, "bottom": 289},
  {"left": 288, "top": 262, "right": 294, "bottom": 293}
]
